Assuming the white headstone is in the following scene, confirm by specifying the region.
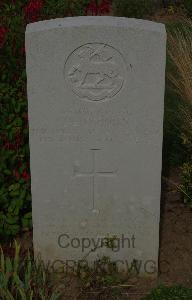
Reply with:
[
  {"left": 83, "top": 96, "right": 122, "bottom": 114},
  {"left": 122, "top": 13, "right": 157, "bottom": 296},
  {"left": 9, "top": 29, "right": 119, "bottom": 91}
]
[{"left": 26, "top": 17, "right": 166, "bottom": 275}]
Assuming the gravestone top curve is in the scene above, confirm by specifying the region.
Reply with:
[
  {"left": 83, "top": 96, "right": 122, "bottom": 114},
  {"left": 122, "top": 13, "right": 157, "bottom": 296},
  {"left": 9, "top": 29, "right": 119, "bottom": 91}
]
[{"left": 26, "top": 16, "right": 166, "bottom": 34}]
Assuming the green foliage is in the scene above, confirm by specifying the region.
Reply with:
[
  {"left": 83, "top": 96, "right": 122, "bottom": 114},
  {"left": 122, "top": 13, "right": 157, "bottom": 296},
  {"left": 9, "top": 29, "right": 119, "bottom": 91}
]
[
  {"left": 112, "top": 0, "right": 153, "bottom": 18},
  {"left": 42, "top": 0, "right": 89, "bottom": 18},
  {"left": 179, "top": 103, "right": 192, "bottom": 160},
  {"left": 179, "top": 106, "right": 192, "bottom": 203},
  {"left": 166, "top": 22, "right": 192, "bottom": 201},
  {"left": 180, "top": 162, "right": 192, "bottom": 206},
  {"left": 183, "top": 0, "right": 192, "bottom": 16},
  {"left": 162, "top": 88, "right": 186, "bottom": 174},
  {"left": 0, "top": 80, "right": 31, "bottom": 241},
  {"left": 142, "top": 284, "right": 192, "bottom": 299},
  {"left": 164, "top": 22, "right": 192, "bottom": 174},
  {"left": 0, "top": 241, "right": 61, "bottom": 300},
  {"left": 78, "top": 256, "right": 123, "bottom": 287},
  {"left": 0, "top": 0, "right": 89, "bottom": 241}
]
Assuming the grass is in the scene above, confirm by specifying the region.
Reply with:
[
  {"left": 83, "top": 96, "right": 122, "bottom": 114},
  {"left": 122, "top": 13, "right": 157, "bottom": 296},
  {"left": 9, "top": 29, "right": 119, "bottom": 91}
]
[
  {"left": 166, "top": 19, "right": 192, "bottom": 205},
  {"left": 142, "top": 284, "right": 192, "bottom": 300},
  {"left": 2, "top": 243, "right": 192, "bottom": 300},
  {"left": 0, "top": 242, "right": 132, "bottom": 299},
  {"left": 158, "top": 19, "right": 190, "bottom": 174},
  {"left": 167, "top": 19, "right": 192, "bottom": 105},
  {"left": 167, "top": 19, "right": 192, "bottom": 158},
  {"left": 0, "top": 240, "right": 61, "bottom": 300}
]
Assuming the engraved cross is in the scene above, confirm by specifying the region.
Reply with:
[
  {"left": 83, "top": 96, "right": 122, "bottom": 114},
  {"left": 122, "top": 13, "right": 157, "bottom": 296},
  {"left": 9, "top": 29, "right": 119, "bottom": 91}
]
[{"left": 73, "top": 149, "right": 117, "bottom": 213}]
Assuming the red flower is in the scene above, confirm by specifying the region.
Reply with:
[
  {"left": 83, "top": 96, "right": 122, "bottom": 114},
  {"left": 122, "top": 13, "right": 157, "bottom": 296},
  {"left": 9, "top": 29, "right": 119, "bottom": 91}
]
[
  {"left": 13, "top": 170, "right": 20, "bottom": 180},
  {"left": 4, "top": 142, "right": 16, "bottom": 150},
  {"left": 15, "top": 139, "right": 22, "bottom": 149},
  {"left": 24, "top": 0, "right": 43, "bottom": 23},
  {"left": 20, "top": 47, "right": 26, "bottom": 57},
  {"left": 85, "top": 0, "right": 111, "bottom": 16},
  {"left": 23, "top": 112, "right": 28, "bottom": 121},
  {"left": 85, "top": 0, "right": 97, "bottom": 15},
  {"left": 18, "top": 159, "right": 23, "bottom": 167},
  {"left": 3, "top": 134, "right": 22, "bottom": 151},
  {"left": 0, "top": 26, "right": 8, "bottom": 49},
  {"left": 99, "top": 0, "right": 111, "bottom": 14},
  {"left": 22, "top": 170, "right": 30, "bottom": 181}
]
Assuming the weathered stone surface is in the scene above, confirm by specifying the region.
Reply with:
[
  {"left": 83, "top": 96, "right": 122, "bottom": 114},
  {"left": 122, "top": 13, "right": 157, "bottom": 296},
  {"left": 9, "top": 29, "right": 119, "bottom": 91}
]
[{"left": 26, "top": 17, "right": 166, "bottom": 275}]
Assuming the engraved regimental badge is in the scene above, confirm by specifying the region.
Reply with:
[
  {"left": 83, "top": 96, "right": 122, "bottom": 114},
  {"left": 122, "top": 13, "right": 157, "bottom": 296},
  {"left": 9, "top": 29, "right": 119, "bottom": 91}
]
[{"left": 64, "top": 43, "right": 126, "bottom": 101}]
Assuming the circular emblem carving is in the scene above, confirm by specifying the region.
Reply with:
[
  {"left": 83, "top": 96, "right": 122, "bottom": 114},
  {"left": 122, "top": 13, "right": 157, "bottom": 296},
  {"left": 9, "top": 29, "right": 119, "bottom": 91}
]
[{"left": 64, "top": 43, "right": 126, "bottom": 101}]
